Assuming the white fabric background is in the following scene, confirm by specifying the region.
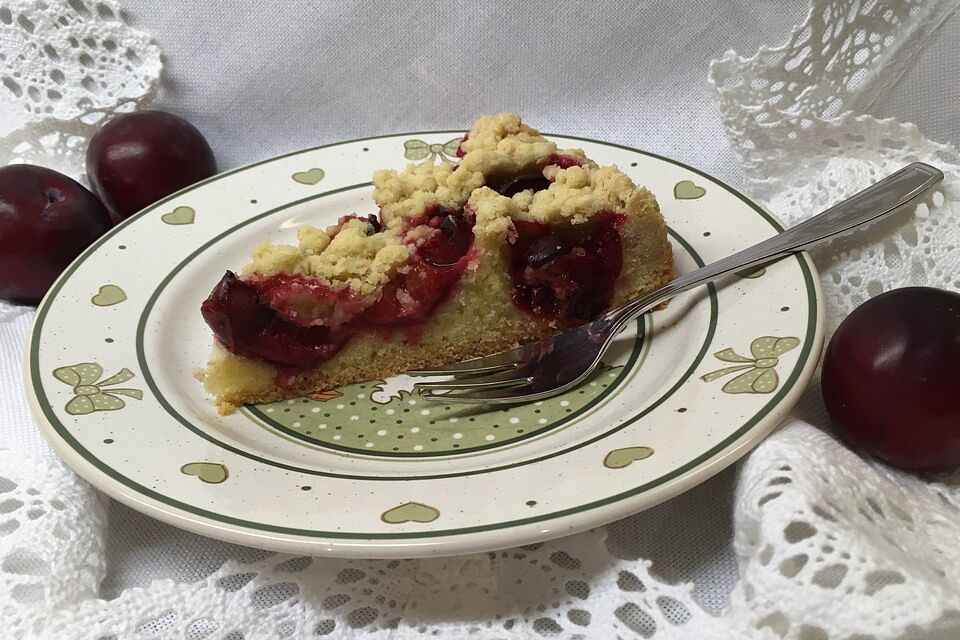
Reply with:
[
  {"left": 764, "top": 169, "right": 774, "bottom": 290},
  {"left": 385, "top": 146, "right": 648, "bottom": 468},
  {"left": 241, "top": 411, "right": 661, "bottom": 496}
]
[
  {"left": 126, "top": 1, "right": 811, "bottom": 187},
  {"left": 3, "top": 0, "right": 960, "bottom": 638}
]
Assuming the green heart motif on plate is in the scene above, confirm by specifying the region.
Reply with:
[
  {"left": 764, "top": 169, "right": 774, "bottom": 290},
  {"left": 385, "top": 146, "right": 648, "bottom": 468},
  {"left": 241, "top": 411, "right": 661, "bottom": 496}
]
[
  {"left": 381, "top": 501, "right": 440, "bottom": 524},
  {"left": 180, "top": 462, "right": 229, "bottom": 484},
  {"left": 674, "top": 180, "right": 706, "bottom": 200},
  {"left": 161, "top": 206, "right": 195, "bottom": 225},
  {"left": 736, "top": 267, "right": 766, "bottom": 279},
  {"left": 292, "top": 168, "right": 325, "bottom": 185},
  {"left": 91, "top": 284, "right": 126, "bottom": 307},
  {"left": 603, "top": 446, "right": 654, "bottom": 469}
]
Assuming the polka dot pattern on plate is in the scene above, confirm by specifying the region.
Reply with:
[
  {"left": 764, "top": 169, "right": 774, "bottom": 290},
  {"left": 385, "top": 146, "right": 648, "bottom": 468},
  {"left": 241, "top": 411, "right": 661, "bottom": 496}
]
[{"left": 250, "top": 367, "right": 624, "bottom": 456}]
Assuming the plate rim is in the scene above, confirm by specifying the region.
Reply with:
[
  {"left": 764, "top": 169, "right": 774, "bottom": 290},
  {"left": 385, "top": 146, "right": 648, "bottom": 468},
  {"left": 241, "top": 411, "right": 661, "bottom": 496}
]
[{"left": 23, "top": 130, "right": 824, "bottom": 556}]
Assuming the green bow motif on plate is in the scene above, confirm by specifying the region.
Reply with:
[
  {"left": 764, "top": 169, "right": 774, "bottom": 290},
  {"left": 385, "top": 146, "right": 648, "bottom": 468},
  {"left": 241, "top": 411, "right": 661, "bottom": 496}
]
[
  {"left": 701, "top": 336, "right": 800, "bottom": 394},
  {"left": 403, "top": 138, "right": 462, "bottom": 164},
  {"left": 53, "top": 363, "right": 143, "bottom": 415}
]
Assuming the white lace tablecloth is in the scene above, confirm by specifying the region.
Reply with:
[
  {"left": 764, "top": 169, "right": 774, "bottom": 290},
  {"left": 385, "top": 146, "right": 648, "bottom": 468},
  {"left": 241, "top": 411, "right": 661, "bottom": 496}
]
[{"left": 2, "top": 1, "right": 960, "bottom": 638}]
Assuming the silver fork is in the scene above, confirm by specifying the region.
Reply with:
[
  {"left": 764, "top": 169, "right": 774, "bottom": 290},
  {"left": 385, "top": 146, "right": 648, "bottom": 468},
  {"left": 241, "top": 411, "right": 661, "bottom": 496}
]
[{"left": 410, "top": 162, "right": 944, "bottom": 404}]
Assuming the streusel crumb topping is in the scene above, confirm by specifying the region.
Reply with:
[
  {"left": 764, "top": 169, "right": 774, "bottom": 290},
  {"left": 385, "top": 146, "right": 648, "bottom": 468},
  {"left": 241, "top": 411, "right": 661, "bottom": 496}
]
[
  {"left": 372, "top": 112, "right": 588, "bottom": 225},
  {"left": 246, "top": 218, "right": 410, "bottom": 295},
  {"left": 525, "top": 165, "right": 657, "bottom": 225},
  {"left": 247, "top": 112, "right": 654, "bottom": 292}
]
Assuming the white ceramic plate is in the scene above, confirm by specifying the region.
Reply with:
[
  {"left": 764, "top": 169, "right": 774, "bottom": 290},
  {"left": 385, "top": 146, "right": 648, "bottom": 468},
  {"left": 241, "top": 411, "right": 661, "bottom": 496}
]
[{"left": 24, "top": 131, "right": 823, "bottom": 558}]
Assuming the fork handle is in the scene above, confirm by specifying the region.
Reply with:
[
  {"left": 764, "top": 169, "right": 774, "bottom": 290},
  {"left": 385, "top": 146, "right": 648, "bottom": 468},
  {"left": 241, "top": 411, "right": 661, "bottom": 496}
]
[{"left": 607, "top": 161, "right": 944, "bottom": 327}]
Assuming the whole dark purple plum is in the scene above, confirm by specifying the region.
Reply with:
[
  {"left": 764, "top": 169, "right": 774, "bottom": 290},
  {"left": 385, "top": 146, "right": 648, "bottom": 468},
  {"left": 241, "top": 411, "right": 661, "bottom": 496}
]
[
  {"left": 86, "top": 110, "right": 216, "bottom": 221},
  {"left": 822, "top": 287, "right": 960, "bottom": 470},
  {"left": 0, "top": 165, "right": 112, "bottom": 305}
]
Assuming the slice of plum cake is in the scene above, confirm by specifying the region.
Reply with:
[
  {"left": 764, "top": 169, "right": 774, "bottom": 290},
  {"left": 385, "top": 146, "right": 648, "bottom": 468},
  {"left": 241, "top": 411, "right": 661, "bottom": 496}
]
[{"left": 201, "top": 113, "right": 674, "bottom": 411}]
